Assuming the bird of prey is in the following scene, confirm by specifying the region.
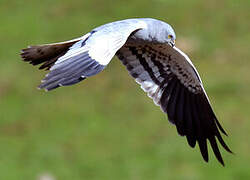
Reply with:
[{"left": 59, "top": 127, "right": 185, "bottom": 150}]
[{"left": 20, "top": 18, "right": 232, "bottom": 165}]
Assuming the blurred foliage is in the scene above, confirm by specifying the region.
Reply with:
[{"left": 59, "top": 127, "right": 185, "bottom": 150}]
[{"left": 0, "top": 0, "right": 250, "bottom": 179}]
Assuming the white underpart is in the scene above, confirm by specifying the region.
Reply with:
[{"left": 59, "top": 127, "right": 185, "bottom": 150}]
[
  {"left": 135, "top": 77, "right": 162, "bottom": 106},
  {"left": 143, "top": 82, "right": 162, "bottom": 106}
]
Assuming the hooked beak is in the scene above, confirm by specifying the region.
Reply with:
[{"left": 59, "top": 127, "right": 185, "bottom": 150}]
[{"left": 168, "top": 39, "right": 175, "bottom": 47}]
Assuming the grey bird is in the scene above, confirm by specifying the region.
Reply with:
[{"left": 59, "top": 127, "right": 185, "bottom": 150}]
[{"left": 20, "top": 18, "right": 232, "bottom": 165}]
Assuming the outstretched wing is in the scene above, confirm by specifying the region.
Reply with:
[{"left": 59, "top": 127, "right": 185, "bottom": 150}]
[
  {"left": 21, "top": 20, "right": 147, "bottom": 91},
  {"left": 116, "top": 43, "right": 232, "bottom": 165}
]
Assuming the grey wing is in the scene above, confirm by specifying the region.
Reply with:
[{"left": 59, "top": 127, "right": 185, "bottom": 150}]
[
  {"left": 116, "top": 43, "right": 232, "bottom": 165},
  {"left": 37, "top": 20, "right": 147, "bottom": 91}
]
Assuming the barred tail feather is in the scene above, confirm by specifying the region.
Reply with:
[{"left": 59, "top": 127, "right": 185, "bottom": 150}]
[{"left": 20, "top": 40, "right": 80, "bottom": 70}]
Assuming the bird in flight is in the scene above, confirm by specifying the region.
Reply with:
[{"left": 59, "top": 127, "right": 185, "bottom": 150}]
[{"left": 20, "top": 18, "right": 232, "bottom": 165}]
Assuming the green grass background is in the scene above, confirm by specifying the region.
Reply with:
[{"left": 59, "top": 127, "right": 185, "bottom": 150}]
[{"left": 0, "top": 0, "right": 250, "bottom": 179}]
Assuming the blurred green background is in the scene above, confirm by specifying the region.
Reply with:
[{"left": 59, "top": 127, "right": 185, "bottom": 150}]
[{"left": 0, "top": 0, "right": 250, "bottom": 179}]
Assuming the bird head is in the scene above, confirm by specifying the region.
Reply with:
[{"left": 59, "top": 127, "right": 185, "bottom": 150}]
[
  {"left": 164, "top": 23, "right": 176, "bottom": 47},
  {"left": 167, "top": 34, "right": 176, "bottom": 47}
]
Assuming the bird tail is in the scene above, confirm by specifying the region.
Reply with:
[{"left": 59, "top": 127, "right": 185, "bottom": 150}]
[{"left": 20, "top": 37, "right": 84, "bottom": 70}]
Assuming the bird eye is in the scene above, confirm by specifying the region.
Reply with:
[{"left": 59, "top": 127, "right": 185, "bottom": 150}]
[{"left": 168, "top": 35, "right": 173, "bottom": 39}]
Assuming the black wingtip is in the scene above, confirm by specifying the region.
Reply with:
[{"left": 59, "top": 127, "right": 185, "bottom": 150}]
[
  {"left": 215, "top": 118, "right": 228, "bottom": 136},
  {"left": 198, "top": 139, "right": 209, "bottom": 163},
  {"left": 186, "top": 135, "right": 196, "bottom": 148},
  {"left": 208, "top": 136, "right": 225, "bottom": 166},
  {"left": 216, "top": 132, "right": 233, "bottom": 154}
]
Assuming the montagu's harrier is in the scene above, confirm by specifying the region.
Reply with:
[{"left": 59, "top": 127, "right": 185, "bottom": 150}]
[{"left": 20, "top": 18, "right": 232, "bottom": 165}]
